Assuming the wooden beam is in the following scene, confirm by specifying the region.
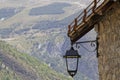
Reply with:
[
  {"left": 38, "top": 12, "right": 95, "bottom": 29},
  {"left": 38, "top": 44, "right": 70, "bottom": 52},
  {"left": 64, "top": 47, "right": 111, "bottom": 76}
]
[
  {"left": 92, "top": 0, "right": 97, "bottom": 13},
  {"left": 73, "top": 18, "right": 77, "bottom": 31},
  {"left": 83, "top": 9, "right": 87, "bottom": 23}
]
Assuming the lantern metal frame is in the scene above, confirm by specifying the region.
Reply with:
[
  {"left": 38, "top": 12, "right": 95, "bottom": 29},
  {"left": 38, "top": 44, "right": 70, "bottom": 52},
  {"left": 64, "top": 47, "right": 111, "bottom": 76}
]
[{"left": 63, "top": 46, "right": 81, "bottom": 77}]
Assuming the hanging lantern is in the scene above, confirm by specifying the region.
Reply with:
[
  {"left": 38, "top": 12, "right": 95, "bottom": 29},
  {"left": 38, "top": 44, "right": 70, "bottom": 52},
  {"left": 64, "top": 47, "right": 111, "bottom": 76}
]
[{"left": 63, "top": 46, "right": 81, "bottom": 77}]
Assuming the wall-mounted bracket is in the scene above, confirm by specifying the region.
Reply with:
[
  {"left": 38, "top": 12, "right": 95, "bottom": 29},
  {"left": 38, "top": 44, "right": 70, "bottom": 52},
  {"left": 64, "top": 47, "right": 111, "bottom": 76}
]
[{"left": 74, "top": 37, "right": 100, "bottom": 58}]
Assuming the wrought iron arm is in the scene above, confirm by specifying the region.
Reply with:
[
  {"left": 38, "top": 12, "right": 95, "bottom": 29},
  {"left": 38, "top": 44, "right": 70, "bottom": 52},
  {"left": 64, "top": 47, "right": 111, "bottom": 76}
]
[{"left": 75, "top": 37, "right": 99, "bottom": 58}]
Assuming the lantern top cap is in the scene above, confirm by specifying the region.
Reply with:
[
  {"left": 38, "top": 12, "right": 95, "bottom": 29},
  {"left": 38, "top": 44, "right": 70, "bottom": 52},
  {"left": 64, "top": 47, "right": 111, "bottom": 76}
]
[{"left": 63, "top": 47, "right": 81, "bottom": 58}]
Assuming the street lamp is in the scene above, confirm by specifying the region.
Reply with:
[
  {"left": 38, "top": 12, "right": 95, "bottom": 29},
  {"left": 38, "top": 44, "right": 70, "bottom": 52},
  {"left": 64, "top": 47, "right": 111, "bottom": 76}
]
[{"left": 63, "top": 46, "right": 81, "bottom": 77}]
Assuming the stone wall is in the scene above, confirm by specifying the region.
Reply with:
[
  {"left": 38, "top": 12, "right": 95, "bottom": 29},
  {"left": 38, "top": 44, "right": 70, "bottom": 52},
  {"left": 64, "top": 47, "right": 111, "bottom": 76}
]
[{"left": 95, "top": 1, "right": 120, "bottom": 80}]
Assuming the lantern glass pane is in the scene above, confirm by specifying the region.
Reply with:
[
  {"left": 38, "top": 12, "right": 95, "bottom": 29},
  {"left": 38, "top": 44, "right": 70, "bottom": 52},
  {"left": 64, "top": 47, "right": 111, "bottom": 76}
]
[{"left": 67, "top": 58, "right": 78, "bottom": 71}]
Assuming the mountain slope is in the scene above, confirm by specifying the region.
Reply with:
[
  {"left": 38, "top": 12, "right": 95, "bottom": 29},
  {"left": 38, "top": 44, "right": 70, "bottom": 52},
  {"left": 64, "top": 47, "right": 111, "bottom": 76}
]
[
  {"left": 0, "top": 41, "right": 72, "bottom": 80},
  {"left": 0, "top": 1, "right": 99, "bottom": 80}
]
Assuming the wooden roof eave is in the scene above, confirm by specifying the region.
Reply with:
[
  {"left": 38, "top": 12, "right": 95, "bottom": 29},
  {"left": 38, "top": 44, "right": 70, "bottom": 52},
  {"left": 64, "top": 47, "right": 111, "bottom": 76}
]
[{"left": 68, "top": 0, "right": 116, "bottom": 44}]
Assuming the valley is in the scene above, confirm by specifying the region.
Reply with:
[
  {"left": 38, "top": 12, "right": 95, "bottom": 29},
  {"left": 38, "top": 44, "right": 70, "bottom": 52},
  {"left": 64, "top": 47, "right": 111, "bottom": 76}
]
[{"left": 0, "top": 0, "right": 98, "bottom": 80}]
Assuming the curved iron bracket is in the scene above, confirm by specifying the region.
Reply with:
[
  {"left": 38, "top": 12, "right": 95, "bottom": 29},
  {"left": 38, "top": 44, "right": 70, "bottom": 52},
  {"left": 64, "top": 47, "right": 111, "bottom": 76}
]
[{"left": 75, "top": 37, "right": 99, "bottom": 58}]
